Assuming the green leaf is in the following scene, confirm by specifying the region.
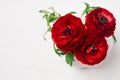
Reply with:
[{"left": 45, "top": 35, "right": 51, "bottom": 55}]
[
  {"left": 81, "top": 2, "right": 90, "bottom": 17},
  {"left": 68, "top": 11, "right": 77, "bottom": 14},
  {"left": 47, "top": 13, "right": 58, "bottom": 23},
  {"left": 48, "top": 7, "right": 55, "bottom": 12},
  {"left": 39, "top": 10, "right": 50, "bottom": 13},
  {"left": 81, "top": 2, "right": 100, "bottom": 17},
  {"left": 66, "top": 52, "right": 74, "bottom": 66},
  {"left": 39, "top": 7, "right": 61, "bottom": 40},
  {"left": 43, "top": 14, "right": 48, "bottom": 19},
  {"left": 53, "top": 44, "right": 65, "bottom": 56},
  {"left": 112, "top": 34, "right": 117, "bottom": 44},
  {"left": 90, "top": 6, "right": 100, "bottom": 9}
]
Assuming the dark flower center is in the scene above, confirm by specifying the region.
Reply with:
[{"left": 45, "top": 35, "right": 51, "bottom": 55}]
[
  {"left": 86, "top": 44, "right": 98, "bottom": 55},
  {"left": 98, "top": 16, "right": 108, "bottom": 24},
  {"left": 62, "top": 27, "right": 72, "bottom": 36}
]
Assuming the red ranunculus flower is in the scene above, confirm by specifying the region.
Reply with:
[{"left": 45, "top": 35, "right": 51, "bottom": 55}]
[
  {"left": 51, "top": 14, "right": 85, "bottom": 53},
  {"left": 74, "top": 31, "right": 108, "bottom": 65},
  {"left": 85, "top": 8, "right": 116, "bottom": 37}
]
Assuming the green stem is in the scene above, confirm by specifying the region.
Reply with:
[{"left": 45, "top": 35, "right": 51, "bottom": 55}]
[
  {"left": 112, "top": 34, "right": 117, "bottom": 44},
  {"left": 43, "top": 31, "right": 48, "bottom": 41},
  {"left": 53, "top": 44, "right": 65, "bottom": 56}
]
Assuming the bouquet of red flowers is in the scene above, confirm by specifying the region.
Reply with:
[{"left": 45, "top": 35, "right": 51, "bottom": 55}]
[{"left": 40, "top": 3, "right": 116, "bottom": 66}]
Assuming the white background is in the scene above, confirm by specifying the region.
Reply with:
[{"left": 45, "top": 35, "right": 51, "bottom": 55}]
[{"left": 0, "top": 0, "right": 120, "bottom": 80}]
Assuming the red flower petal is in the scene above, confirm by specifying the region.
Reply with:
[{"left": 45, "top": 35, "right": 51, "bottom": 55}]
[
  {"left": 74, "top": 31, "right": 108, "bottom": 65},
  {"left": 85, "top": 8, "right": 116, "bottom": 37},
  {"left": 51, "top": 14, "right": 85, "bottom": 53}
]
